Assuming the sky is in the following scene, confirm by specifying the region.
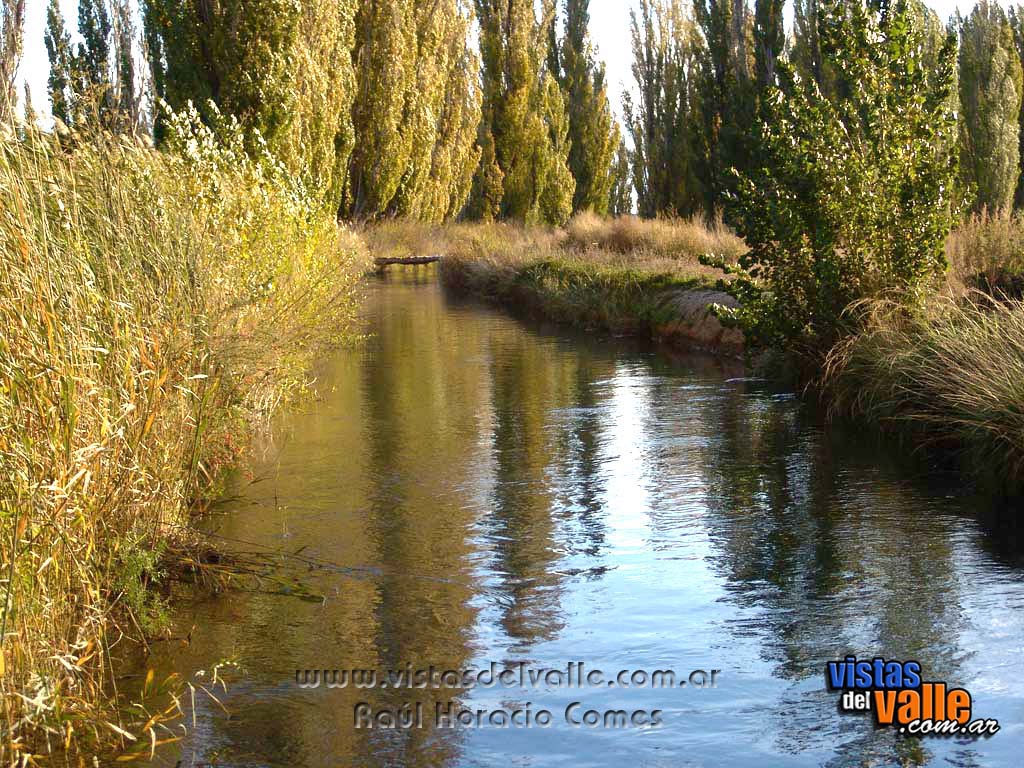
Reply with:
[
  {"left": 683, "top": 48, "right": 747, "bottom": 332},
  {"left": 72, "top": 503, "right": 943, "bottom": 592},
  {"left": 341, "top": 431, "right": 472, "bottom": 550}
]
[{"left": 15, "top": 0, "right": 992, "bottom": 124}]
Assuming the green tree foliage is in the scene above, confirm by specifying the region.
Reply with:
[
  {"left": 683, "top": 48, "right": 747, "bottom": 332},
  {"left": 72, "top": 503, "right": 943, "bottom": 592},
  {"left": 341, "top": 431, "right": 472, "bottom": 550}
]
[
  {"left": 704, "top": 0, "right": 960, "bottom": 353},
  {"left": 143, "top": 0, "right": 301, "bottom": 152},
  {"left": 791, "top": 0, "right": 824, "bottom": 87},
  {"left": 47, "top": 0, "right": 138, "bottom": 131},
  {"left": 420, "top": 11, "right": 484, "bottom": 221},
  {"left": 104, "top": 1, "right": 141, "bottom": 133},
  {"left": 471, "top": 0, "right": 575, "bottom": 225},
  {"left": 540, "top": 72, "right": 576, "bottom": 224},
  {"left": 345, "top": 0, "right": 481, "bottom": 221},
  {"left": 345, "top": 0, "right": 417, "bottom": 217},
  {"left": 77, "top": 0, "right": 111, "bottom": 101},
  {"left": 550, "top": 0, "right": 620, "bottom": 215},
  {"left": 275, "top": 0, "right": 357, "bottom": 212},
  {"left": 753, "top": 0, "right": 783, "bottom": 92},
  {"left": 959, "top": 0, "right": 1023, "bottom": 213},
  {"left": 44, "top": 0, "right": 74, "bottom": 127},
  {"left": 608, "top": 139, "right": 633, "bottom": 215},
  {"left": 389, "top": 0, "right": 483, "bottom": 222},
  {"left": 694, "top": 0, "right": 755, "bottom": 207},
  {"left": 792, "top": 1, "right": 948, "bottom": 106},
  {"left": 624, "top": 0, "right": 704, "bottom": 218},
  {"left": 1009, "top": 6, "right": 1024, "bottom": 207},
  {"left": 468, "top": 128, "right": 505, "bottom": 221}
]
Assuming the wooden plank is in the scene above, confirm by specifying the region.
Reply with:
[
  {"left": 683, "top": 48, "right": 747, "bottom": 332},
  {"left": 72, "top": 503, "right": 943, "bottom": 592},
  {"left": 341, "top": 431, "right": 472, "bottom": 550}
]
[{"left": 373, "top": 256, "right": 441, "bottom": 267}]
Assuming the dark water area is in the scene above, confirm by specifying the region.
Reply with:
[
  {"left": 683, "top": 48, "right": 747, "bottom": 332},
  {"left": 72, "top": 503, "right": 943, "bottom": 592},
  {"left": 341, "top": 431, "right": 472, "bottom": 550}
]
[{"left": 146, "top": 269, "right": 1024, "bottom": 767}]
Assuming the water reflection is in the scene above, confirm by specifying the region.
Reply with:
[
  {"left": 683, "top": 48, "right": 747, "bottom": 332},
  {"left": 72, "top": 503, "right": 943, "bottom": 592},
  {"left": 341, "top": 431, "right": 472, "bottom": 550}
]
[{"left": 146, "top": 270, "right": 1024, "bottom": 767}]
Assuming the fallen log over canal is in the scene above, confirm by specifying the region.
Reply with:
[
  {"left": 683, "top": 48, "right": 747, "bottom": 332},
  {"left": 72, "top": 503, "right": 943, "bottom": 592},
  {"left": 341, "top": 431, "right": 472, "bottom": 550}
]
[{"left": 374, "top": 255, "right": 442, "bottom": 269}]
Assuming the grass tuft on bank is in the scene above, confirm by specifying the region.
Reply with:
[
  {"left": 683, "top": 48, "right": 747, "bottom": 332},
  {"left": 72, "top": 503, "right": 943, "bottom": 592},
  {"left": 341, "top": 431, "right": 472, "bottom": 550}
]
[
  {"left": 0, "top": 116, "right": 367, "bottom": 760},
  {"left": 825, "top": 293, "right": 1024, "bottom": 492}
]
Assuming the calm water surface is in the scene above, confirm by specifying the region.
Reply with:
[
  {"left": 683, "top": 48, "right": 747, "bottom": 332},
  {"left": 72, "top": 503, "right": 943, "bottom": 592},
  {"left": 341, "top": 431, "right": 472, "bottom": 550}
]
[{"left": 149, "top": 270, "right": 1024, "bottom": 767}]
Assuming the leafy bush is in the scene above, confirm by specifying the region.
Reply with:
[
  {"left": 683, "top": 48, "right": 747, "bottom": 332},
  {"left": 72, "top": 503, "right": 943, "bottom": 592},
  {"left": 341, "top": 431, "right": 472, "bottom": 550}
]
[{"left": 703, "top": 0, "right": 960, "bottom": 355}]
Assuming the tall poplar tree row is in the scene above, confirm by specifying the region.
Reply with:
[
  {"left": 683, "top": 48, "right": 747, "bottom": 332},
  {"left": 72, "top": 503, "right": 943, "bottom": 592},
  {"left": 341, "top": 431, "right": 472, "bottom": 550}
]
[
  {"left": 753, "top": 0, "right": 784, "bottom": 93},
  {"left": 344, "top": 0, "right": 481, "bottom": 220},
  {"left": 111, "top": 1, "right": 138, "bottom": 132},
  {"left": 694, "top": 0, "right": 755, "bottom": 210},
  {"left": 45, "top": 0, "right": 137, "bottom": 131},
  {"left": 470, "top": 0, "right": 575, "bottom": 225},
  {"left": 383, "top": 0, "right": 482, "bottom": 222},
  {"left": 279, "top": 0, "right": 358, "bottom": 212},
  {"left": 345, "top": 0, "right": 417, "bottom": 217},
  {"left": 791, "top": 0, "right": 828, "bottom": 90},
  {"left": 624, "top": 0, "right": 704, "bottom": 218},
  {"left": 608, "top": 139, "right": 633, "bottom": 215},
  {"left": 44, "top": 0, "right": 74, "bottom": 127},
  {"left": 1008, "top": 6, "right": 1024, "bottom": 208},
  {"left": 959, "top": 0, "right": 1023, "bottom": 213},
  {"left": 418, "top": 5, "right": 484, "bottom": 222},
  {"left": 549, "top": 0, "right": 620, "bottom": 215}
]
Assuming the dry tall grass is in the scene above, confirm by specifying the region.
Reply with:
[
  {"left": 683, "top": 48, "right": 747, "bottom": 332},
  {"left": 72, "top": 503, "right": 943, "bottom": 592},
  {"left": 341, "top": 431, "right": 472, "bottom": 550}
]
[
  {"left": 945, "top": 208, "right": 1024, "bottom": 297},
  {"left": 0, "top": 118, "right": 366, "bottom": 760},
  {"left": 363, "top": 212, "right": 745, "bottom": 283},
  {"left": 563, "top": 211, "right": 744, "bottom": 262}
]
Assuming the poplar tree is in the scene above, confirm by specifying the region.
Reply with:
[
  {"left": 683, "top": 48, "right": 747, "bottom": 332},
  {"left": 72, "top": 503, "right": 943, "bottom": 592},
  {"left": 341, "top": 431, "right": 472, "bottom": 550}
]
[
  {"left": 1009, "top": 6, "right": 1024, "bottom": 207},
  {"left": 343, "top": 0, "right": 481, "bottom": 220},
  {"left": 46, "top": 0, "right": 139, "bottom": 131},
  {"left": 551, "top": 0, "right": 620, "bottom": 215},
  {"left": 707, "top": 0, "right": 959, "bottom": 352},
  {"left": 111, "top": 1, "right": 139, "bottom": 133},
  {"left": 77, "top": 0, "right": 111, "bottom": 104},
  {"left": 624, "top": 0, "right": 704, "bottom": 217},
  {"left": 345, "top": 0, "right": 417, "bottom": 217},
  {"left": 959, "top": 0, "right": 1023, "bottom": 213},
  {"left": 792, "top": 0, "right": 824, "bottom": 88},
  {"left": 694, "top": 0, "right": 755, "bottom": 209},
  {"left": 143, "top": 0, "right": 301, "bottom": 152},
  {"left": 753, "top": 0, "right": 784, "bottom": 93},
  {"left": 471, "top": 0, "right": 575, "bottom": 225},
  {"left": 389, "top": 0, "right": 482, "bottom": 222},
  {"left": 421, "top": 3, "right": 484, "bottom": 221},
  {"left": 540, "top": 72, "right": 575, "bottom": 224},
  {"left": 44, "top": 0, "right": 71, "bottom": 127},
  {"left": 608, "top": 140, "right": 633, "bottom": 216},
  {"left": 282, "top": 0, "right": 358, "bottom": 211},
  {"left": 793, "top": 1, "right": 945, "bottom": 101},
  {"left": 469, "top": 129, "right": 505, "bottom": 221}
]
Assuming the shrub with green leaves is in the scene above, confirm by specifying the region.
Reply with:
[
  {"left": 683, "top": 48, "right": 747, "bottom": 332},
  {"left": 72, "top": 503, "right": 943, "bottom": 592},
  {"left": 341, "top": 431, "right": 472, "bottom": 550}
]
[{"left": 703, "top": 0, "right": 960, "bottom": 355}]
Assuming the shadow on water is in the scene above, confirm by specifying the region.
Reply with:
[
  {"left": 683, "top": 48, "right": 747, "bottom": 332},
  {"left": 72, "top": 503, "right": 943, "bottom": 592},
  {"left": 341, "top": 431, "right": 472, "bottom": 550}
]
[{"left": 142, "top": 269, "right": 1024, "bottom": 768}]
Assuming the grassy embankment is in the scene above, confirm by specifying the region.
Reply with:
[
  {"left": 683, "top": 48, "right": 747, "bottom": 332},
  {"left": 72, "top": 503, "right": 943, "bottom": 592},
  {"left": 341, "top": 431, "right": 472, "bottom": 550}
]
[
  {"left": 368, "top": 212, "right": 1024, "bottom": 495},
  {"left": 0, "top": 122, "right": 367, "bottom": 761},
  {"left": 365, "top": 214, "right": 747, "bottom": 352},
  {"left": 825, "top": 211, "right": 1024, "bottom": 494}
]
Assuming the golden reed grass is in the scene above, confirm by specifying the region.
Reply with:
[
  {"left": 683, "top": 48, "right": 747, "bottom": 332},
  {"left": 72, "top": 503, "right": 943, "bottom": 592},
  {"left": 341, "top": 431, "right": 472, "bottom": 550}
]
[{"left": 0, "top": 120, "right": 366, "bottom": 762}]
